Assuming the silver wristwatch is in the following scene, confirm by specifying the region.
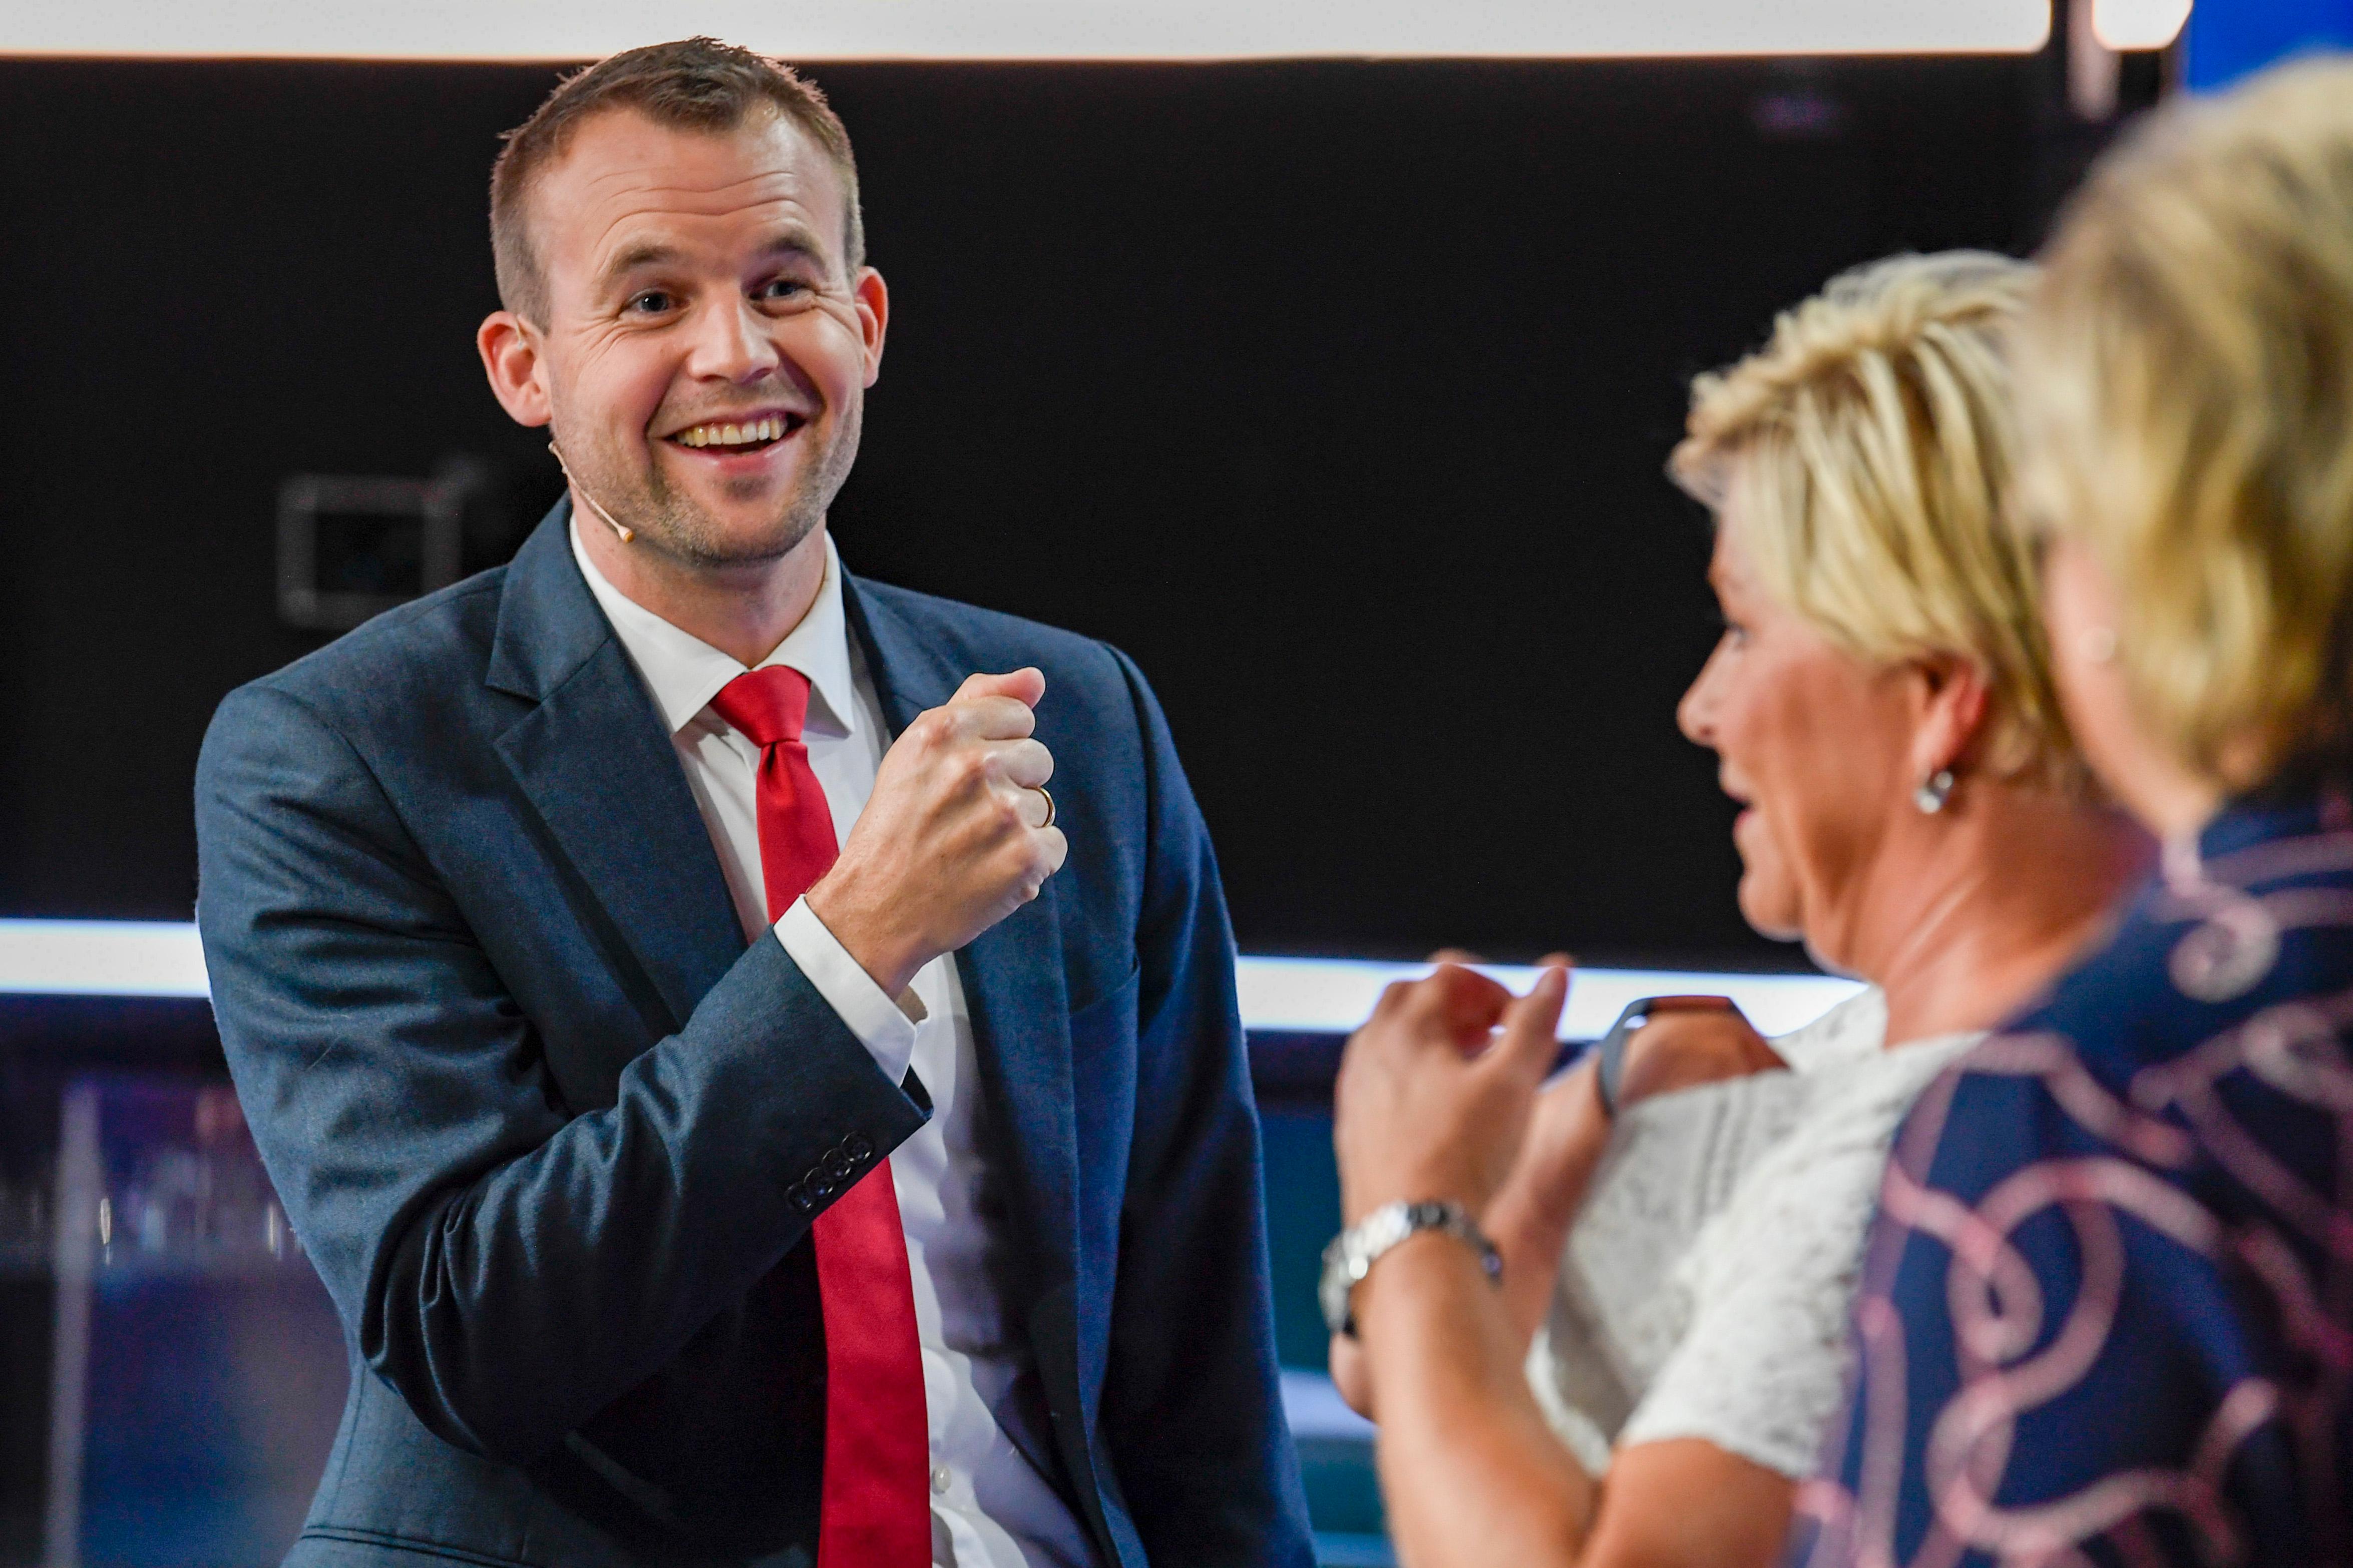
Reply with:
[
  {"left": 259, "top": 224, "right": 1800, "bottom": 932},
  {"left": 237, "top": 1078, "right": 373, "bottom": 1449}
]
[{"left": 1319, "top": 1200, "right": 1502, "bottom": 1338}]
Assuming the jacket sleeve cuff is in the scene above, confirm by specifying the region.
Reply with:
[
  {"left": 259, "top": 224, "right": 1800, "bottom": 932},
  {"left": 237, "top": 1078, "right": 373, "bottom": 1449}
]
[{"left": 773, "top": 896, "right": 922, "bottom": 1086}]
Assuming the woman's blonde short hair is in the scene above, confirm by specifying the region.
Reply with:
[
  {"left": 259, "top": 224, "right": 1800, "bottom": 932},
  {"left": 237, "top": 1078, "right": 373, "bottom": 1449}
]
[
  {"left": 1670, "top": 251, "right": 2073, "bottom": 787},
  {"left": 2016, "top": 57, "right": 2353, "bottom": 793}
]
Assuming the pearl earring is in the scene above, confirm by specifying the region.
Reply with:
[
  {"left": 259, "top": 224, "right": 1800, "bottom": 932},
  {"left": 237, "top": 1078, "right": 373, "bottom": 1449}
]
[{"left": 1913, "top": 768, "right": 1956, "bottom": 815}]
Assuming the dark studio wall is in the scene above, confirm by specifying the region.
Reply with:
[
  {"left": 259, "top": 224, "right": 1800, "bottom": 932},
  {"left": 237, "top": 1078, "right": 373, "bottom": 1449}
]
[{"left": 0, "top": 53, "right": 2046, "bottom": 964}]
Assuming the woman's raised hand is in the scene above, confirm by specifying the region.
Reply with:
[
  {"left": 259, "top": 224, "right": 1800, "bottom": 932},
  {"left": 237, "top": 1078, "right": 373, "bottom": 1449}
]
[{"left": 1332, "top": 959, "right": 1571, "bottom": 1228}]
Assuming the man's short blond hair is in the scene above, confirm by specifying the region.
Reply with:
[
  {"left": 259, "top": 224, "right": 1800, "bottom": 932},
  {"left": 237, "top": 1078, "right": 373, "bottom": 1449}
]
[
  {"left": 2015, "top": 57, "right": 2353, "bottom": 794},
  {"left": 1670, "top": 251, "right": 2074, "bottom": 787},
  {"left": 490, "top": 38, "right": 863, "bottom": 328}
]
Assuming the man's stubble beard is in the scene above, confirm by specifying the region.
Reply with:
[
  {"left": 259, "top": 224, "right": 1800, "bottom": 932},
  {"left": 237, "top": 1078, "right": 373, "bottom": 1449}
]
[{"left": 553, "top": 396, "right": 864, "bottom": 571}]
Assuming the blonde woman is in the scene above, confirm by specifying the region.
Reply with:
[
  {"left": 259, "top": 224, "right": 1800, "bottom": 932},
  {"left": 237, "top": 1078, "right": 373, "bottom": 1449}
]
[
  {"left": 1801, "top": 59, "right": 2353, "bottom": 1568},
  {"left": 1323, "top": 253, "right": 2148, "bottom": 1568}
]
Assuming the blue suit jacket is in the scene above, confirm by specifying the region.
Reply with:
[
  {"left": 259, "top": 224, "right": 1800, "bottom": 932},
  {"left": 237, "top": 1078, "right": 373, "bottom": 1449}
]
[{"left": 194, "top": 503, "right": 1312, "bottom": 1568}]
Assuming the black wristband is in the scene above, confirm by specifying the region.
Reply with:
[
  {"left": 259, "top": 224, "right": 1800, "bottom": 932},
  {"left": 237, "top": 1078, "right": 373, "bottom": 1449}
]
[{"left": 1592, "top": 994, "right": 1742, "bottom": 1117}]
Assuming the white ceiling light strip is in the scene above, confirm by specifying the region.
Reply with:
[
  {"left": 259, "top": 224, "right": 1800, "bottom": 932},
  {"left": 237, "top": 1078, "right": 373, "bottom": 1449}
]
[
  {"left": 0, "top": 919, "right": 1861, "bottom": 1038},
  {"left": 3, "top": 0, "right": 2052, "bottom": 62},
  {"left": 0, "top": 920, "right": 217, "bottom": 1000},
  {"left": 2090, "top": 0, "right": 2194, "bottom": 50},
  {"left": 1235, "top": 953, "right": 1860, "bottom": 1039}
]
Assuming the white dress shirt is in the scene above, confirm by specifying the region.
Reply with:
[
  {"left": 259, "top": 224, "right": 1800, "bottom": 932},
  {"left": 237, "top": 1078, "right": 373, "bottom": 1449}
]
[{"left": 571, "top": 521, "right": 1099, "bottom": 1568}]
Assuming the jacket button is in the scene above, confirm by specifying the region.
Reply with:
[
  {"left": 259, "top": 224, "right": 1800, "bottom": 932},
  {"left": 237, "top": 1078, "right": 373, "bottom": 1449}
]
[{"left": 845, "top": 1133, "right": 874, "bottom": 1161}]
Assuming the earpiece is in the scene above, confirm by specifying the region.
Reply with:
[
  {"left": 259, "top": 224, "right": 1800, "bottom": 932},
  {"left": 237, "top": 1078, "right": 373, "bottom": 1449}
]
[{"left": 547, "top": 441, "right": 635, "bottom": 544}]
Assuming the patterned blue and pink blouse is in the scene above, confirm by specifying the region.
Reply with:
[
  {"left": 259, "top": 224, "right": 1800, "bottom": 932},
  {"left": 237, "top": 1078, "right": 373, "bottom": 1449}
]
[{"left": 1797, "top": 784, "right": 2353, "bottom": 1568}]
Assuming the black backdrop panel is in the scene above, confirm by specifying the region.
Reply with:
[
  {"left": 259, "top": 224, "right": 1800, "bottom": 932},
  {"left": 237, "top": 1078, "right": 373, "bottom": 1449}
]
[{"left": 0, "top": 57, "right": 2034, "bottom": 962}]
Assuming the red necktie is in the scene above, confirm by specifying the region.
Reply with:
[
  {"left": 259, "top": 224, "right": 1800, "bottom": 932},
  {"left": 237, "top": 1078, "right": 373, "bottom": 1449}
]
[{"left": 708, "top": 667, "right": 931, "bottom": 1568}]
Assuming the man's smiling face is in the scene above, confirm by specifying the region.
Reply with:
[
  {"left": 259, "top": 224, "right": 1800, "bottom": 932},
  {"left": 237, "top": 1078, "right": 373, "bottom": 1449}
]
[{"left": 519, "top": 106, "right": 885, "bottom": 568}]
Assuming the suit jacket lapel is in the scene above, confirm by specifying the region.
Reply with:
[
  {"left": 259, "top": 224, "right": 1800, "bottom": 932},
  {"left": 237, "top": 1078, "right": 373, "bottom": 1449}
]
[
  {"left": 844, "top": 576, "right": 1082, "bottom": 1296},
  {"left": 487, "top": 504, "right": 746, "bottom": 1034}
]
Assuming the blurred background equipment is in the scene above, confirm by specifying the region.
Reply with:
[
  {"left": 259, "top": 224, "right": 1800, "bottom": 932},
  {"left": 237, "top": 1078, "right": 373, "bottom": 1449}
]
[
  {"left": 274, "top": 456, "right": 525, "bottom": 631},
  {"left": 0, "top": 1067, "right": 344, "bottom": 1568},
  {"left": 274, "top": 473, "right": 461, "bottom": 632}
]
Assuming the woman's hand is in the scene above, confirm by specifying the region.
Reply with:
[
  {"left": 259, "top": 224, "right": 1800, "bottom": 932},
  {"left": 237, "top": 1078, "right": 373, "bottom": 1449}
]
[
  {"left": 1332, "top": 957, "right": 1572, "bottom": 1421},
  {"left": 1615, "top": 1007, "right": 1784, "bottom": 1103},
  {"left": 1333, "top": 962, "right": 1571, "bottom": 1226},
  {"left": 1483, "top": 1052, "right": 1611, "bottom": 1342}
]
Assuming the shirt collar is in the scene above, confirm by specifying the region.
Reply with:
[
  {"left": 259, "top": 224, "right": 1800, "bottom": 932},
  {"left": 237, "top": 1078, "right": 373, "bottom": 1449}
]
[{"left": 569, "top": 516, "right": 858, "bottom": 743}]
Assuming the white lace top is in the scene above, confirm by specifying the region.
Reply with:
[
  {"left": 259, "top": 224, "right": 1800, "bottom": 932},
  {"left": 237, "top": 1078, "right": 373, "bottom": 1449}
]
[{"left": 1523, "top": 989, "right": 1979, "bottom": 1479}]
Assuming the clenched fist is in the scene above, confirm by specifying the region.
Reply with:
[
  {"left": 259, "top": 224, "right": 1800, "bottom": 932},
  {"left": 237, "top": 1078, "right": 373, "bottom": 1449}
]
[{"left": 806, "top": 668, "right": 1067, "bottom": 996}]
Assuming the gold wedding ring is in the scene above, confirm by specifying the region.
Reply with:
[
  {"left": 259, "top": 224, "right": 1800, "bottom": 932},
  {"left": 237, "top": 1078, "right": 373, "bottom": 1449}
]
[{"left": 1036, "top": 786, "right": 1056, "bottom": 829}]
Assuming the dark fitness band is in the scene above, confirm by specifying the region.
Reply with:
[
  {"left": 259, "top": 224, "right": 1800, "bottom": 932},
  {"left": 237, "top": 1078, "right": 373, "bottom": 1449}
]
[{"left": 1593, "top": 993, "right": 1743, "bottom": 1117}]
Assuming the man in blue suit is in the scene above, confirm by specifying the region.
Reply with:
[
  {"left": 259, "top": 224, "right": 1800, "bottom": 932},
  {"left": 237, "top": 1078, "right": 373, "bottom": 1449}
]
[{"left": 195, "top": 38, "right": 1309, "bottom": 1568}]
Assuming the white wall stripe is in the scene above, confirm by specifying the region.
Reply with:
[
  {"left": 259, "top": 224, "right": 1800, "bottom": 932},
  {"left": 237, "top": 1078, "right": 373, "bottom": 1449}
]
[
  {"left": 0, "top": 920, "right": 216, "bottom": 1000},
  {"left": 1234, "top": 953, "right": 1859, "bottom": 1039},
  {"left": 0, "top": 919, "right": 1861, "bottom": 1037}
]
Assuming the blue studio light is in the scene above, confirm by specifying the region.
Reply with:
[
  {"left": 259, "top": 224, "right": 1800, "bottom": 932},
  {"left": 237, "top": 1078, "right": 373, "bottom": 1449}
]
[{"left": 2183, "top": 0, "right": 2353, "bottom": 89}]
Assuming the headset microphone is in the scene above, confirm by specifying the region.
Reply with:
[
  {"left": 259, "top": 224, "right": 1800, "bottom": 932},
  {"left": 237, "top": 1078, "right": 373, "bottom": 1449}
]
[{"left": 547, "top": 441, "right": 636, "bottom": 544}]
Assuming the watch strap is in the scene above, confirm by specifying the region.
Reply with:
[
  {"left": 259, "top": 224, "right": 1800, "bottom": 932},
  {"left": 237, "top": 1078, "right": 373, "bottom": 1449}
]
[
  {"left": 1594, "top": 1001, "right": 1643, "bottom": 1118},
  {"left": 1320, "top": 1199, "right": 1501, "bottom": 1339},
  {"left": 1593, "top": 993, "right": 1741, "bottom": 1117}
]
